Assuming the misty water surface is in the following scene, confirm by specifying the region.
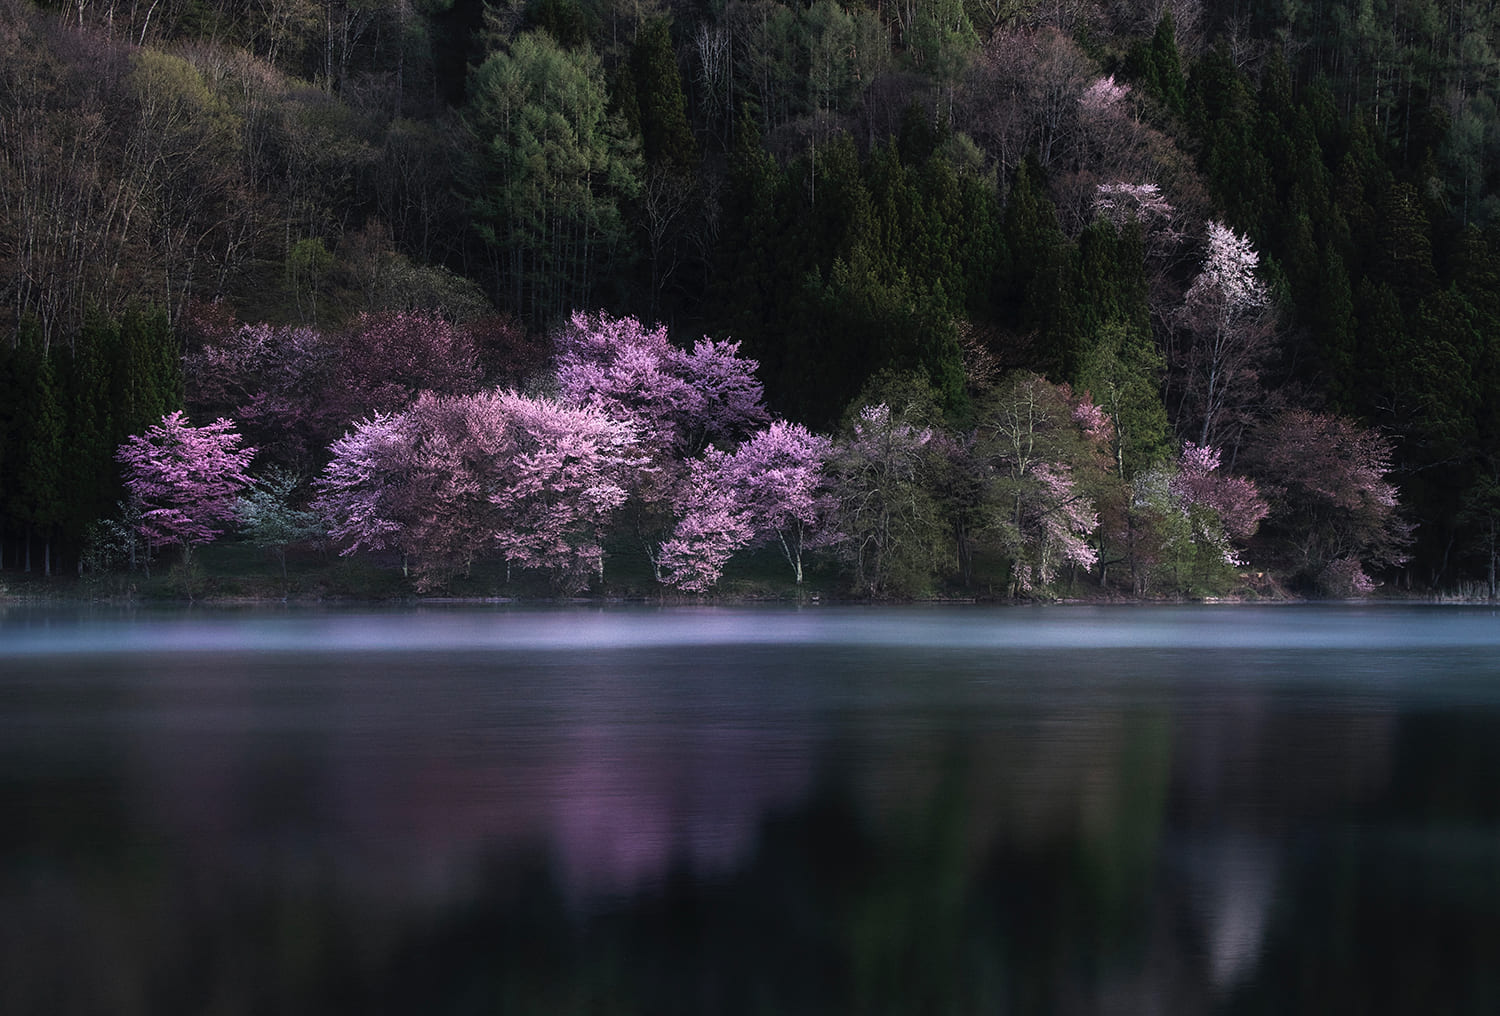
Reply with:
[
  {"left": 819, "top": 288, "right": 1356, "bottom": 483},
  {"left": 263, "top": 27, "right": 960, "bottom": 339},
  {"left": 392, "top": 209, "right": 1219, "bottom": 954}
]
[{"left": 2, "top": 603, "right": 1499, "bottom": 1014}]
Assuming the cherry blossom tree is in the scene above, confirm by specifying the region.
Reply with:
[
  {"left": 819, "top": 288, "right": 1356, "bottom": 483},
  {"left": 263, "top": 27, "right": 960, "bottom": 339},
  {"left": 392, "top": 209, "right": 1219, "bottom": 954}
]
[
  {"left": 1124, "top": 442, "right": 1269, "bottom": 594},
  {"left": 554, "top": 311, "right": 767, "bottom": 458},
  {"left": 554, "top": 311, "right": 768, "bottom": 576},
  {"left": 1175, "top": 221, "right": 1276, "bottom": 451},
  {"left": 662, "top": 421, "right": 839, "bottom": 589},
  {"left": 1014, "top": 462, "right": 1100, "bottom": 593},
  {"left": 974, "top": 373, "right": 1103, "bottom": 596},
  {"left": 185, "top": 309, "right": 485, "bottom": 470},
  {"left": 1173, "top": 442, "right": 1270, "bottom": 548},
  {"left": 489, "top": 390, "right": 642, "bottom": 589},
  {"left": 725, "top": 422, "right": 839, "bottom": 584},
  {"left": 1093, "top": 182, "right": 1175, "bottom": 229},
  {"left": 658, "top": 451, "right": 756, "bottom": 593},
  {"left": 1245, "top": 410, "right": 1413, "bottom": 595},
  {"left": 315, "top": 390, "right": 640, "bottom": 591},
  {"left": 315, "top": 410, "right": 420, "bottom": 567},
  {"left": 332, "top": 311, "right": 484, "bottom": 419},
  {"left": 115, "top": 411, "right": 256, "bottom": 568}
]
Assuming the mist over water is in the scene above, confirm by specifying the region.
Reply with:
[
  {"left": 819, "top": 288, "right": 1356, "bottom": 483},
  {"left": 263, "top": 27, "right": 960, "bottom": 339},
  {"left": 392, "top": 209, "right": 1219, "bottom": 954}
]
[{"left": 3, "top": 604, "right": 1499, "bottom": 1013}]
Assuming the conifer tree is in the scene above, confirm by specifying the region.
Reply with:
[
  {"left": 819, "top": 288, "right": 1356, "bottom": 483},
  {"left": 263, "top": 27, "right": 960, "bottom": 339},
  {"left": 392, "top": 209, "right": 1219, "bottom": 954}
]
[{"left": 12, "top": 337, "right": 65, "bottom": 575}]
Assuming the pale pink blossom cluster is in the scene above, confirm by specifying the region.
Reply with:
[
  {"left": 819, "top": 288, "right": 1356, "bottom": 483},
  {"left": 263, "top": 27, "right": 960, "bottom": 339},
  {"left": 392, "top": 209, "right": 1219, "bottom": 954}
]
[
  {"left": 1093, "top": 182, "right": 1174, "bottom": 228},
  {"left": 1187, "top": 221, "right": 1267, "bottom": 313},
  {"left": 1080, "top": 75, "right": 1129, "bottom": 113},
  {"left": 663, "top": 421, "right": 838, "bottom": 588}
]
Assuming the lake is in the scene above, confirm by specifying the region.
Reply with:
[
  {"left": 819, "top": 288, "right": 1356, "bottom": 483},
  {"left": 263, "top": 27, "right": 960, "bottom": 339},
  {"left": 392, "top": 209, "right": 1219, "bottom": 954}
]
[{"left": 2, "top": 603, "right": 1499, "bottom": 1013}]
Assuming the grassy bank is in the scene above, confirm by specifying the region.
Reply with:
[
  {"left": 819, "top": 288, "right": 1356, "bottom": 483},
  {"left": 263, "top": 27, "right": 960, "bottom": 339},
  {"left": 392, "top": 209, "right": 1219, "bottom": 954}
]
[{"left": 0, "top": 539, "right": 1311, "bottom": 607}]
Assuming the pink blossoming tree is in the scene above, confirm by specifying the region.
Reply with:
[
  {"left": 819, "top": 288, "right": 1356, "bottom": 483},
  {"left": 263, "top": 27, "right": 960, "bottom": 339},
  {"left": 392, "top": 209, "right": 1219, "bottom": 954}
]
[
  {"left": 185, "top": 309, "right": 485, "bottom": 470},
  {"left": 1245, "top": 409, "right": 1412, "bottom": 595},
  {"left": 1126, "top": 442, "right": 1269, "bottom": 594},
  {"left": 490, "top": 390, "right": 642, "bottom": 588},
  {"left": 662, "top": 421, "right": 839, "bottom": 590},
  {"left": 115, "top": 411, "right": 257, "bottom": 570},
  {"left": 554, "top": 311, "right": 768, "bottom": 577},
  {"left": 658, "top": 451, "right": 757, "bottom": 592},
  {"left": 315, "top": 390, "right": 639, "bottom": 591},
  {"left": 554, "top": 311, "right": 767, "bottom": 458},
  {"left": 1176, "top": 221, "right": 1276, "bottom": 451}
]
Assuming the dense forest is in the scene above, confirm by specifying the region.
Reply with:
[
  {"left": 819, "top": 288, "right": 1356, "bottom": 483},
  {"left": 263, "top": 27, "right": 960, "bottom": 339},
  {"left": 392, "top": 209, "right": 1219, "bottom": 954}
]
[{"left": 1, "top": 0, "right": 1498, "bottom": 598}]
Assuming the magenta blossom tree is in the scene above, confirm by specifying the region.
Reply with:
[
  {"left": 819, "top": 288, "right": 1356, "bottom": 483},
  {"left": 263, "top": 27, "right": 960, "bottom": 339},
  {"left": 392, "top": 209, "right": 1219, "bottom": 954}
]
[
  {"left": 662, "top": 421, "right": 839, "bottom": 589},
  {"left": 554, "top": 311, "right": 768, "bottom": 458},
  {"left": 719, "top": 421, "right": 839, "bottom": 584},
  {"left": 1171, "top": 442, "right": 1270, "bottom": 562},
  {"left": 489, "top": 390, "right": 643, "bottom": 588},
  {"left": 185, "top": 309, "right": 485, "bottom": 470},
  {"left": 1125, "top": 441, "right": 1270, "bottom": 594},
  {"left": 316, "top": 411, "right": 420, "bottom": 566},
  {"left": 554, "top": 311, "right": 768, "bottom": 574},
  {"left": 659, "top": 451, "right": 757, "bottom": 593},
  {"left": 315, "top": 390, "right": 640, "bottom": 591},
  {"left": 115, "top": 412, "right": 257, "bottom": 568}
]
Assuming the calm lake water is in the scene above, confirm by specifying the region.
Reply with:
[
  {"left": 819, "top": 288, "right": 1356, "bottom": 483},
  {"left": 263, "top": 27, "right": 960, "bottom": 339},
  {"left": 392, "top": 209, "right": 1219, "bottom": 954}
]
[{"left": 2, "top": 603, "right": 1499, "bottom": 1014}]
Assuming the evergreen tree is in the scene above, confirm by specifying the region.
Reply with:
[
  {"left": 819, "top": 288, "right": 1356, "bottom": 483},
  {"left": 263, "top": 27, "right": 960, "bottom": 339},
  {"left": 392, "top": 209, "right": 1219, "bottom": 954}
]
[
  {"left": 57, "top": 312, "right": 118, "bottom": 571},
  {"left": 1001, "top": 156, "right": 1070, "bottom": 379},
  {"left": 11, "top": 334, "right": 64, "bottom": 574},
  {"left": 630, "top": 18, "right": 696, "bottom": 173},
  {"left": 111, "top": 304, "right": 184, "bottom": 449},
  {"left": 1143, "top": 12, "right": 1187, "bottom": 119}
]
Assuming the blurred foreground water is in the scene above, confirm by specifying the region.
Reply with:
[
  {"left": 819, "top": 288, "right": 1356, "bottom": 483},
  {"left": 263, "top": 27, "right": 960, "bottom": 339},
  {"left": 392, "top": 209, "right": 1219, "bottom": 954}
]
[{"left": 2, "top": 603, "right": 1499, "bottom": 1014}]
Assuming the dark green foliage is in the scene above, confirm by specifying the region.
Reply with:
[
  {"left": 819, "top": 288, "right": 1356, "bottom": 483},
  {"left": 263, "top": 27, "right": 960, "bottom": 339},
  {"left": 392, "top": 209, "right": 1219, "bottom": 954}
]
[
  {"left": 1136, "top": 12, "right": 1186, "bottom": 119},
  {"left": 706, "top": 128, "right": 1006, "bottom": 431},
  {"left": 527, "top": 0, "right": 590, "bottom": 48},
  {"left": 999, "top": 157, "right": 1072, "bottom": 380},
  {"left": 56, "top": 313, "right": 119, "bottom": 566},
  {"left": 111, "top": 304, "right": 184, "bottom": 446},
  {"left": 462, "top": 30, "right": 641, "bottom": 327},
  {"left": 0, "top": 305, "right": 181, "bottom": 574},
  {"left": 1077, "top": 322, "right": 1170, "bottom": 480},
  {"left": 5, "top": 324, "right": 64, "bottom": 573},
  {"left": 1173, "top": 22, "right": 1500, "bottom": 588},
  {"left": 630, "top": 18, "right": 696, "bottom": 174}
]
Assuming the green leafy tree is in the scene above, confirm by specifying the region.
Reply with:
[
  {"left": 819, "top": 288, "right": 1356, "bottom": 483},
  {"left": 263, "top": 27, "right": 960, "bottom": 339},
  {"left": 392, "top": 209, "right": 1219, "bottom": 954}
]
[
  {"left": 832, "top": 378, "right": 947, "bottom": 597},
  {"left": 464, "top": 30, "right": 641, "bottom": 327},
  {"left": 237, "top": 467, "right": 325, "bottom": 590},
  {"left": 1077, "top": 322, "right": 1170, "bottom": 481}
]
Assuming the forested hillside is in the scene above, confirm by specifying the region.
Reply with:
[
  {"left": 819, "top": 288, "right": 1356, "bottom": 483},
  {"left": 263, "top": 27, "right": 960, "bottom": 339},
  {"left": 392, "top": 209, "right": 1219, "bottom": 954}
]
[{"left": 2, "top": 0, "right": 1498, "bottom": 596}]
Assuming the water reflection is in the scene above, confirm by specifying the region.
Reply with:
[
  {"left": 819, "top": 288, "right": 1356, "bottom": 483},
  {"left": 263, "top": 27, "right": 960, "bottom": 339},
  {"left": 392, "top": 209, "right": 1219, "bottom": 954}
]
[{"left": 2, "top": 605, "right": 1500, "bottom": 1013}]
